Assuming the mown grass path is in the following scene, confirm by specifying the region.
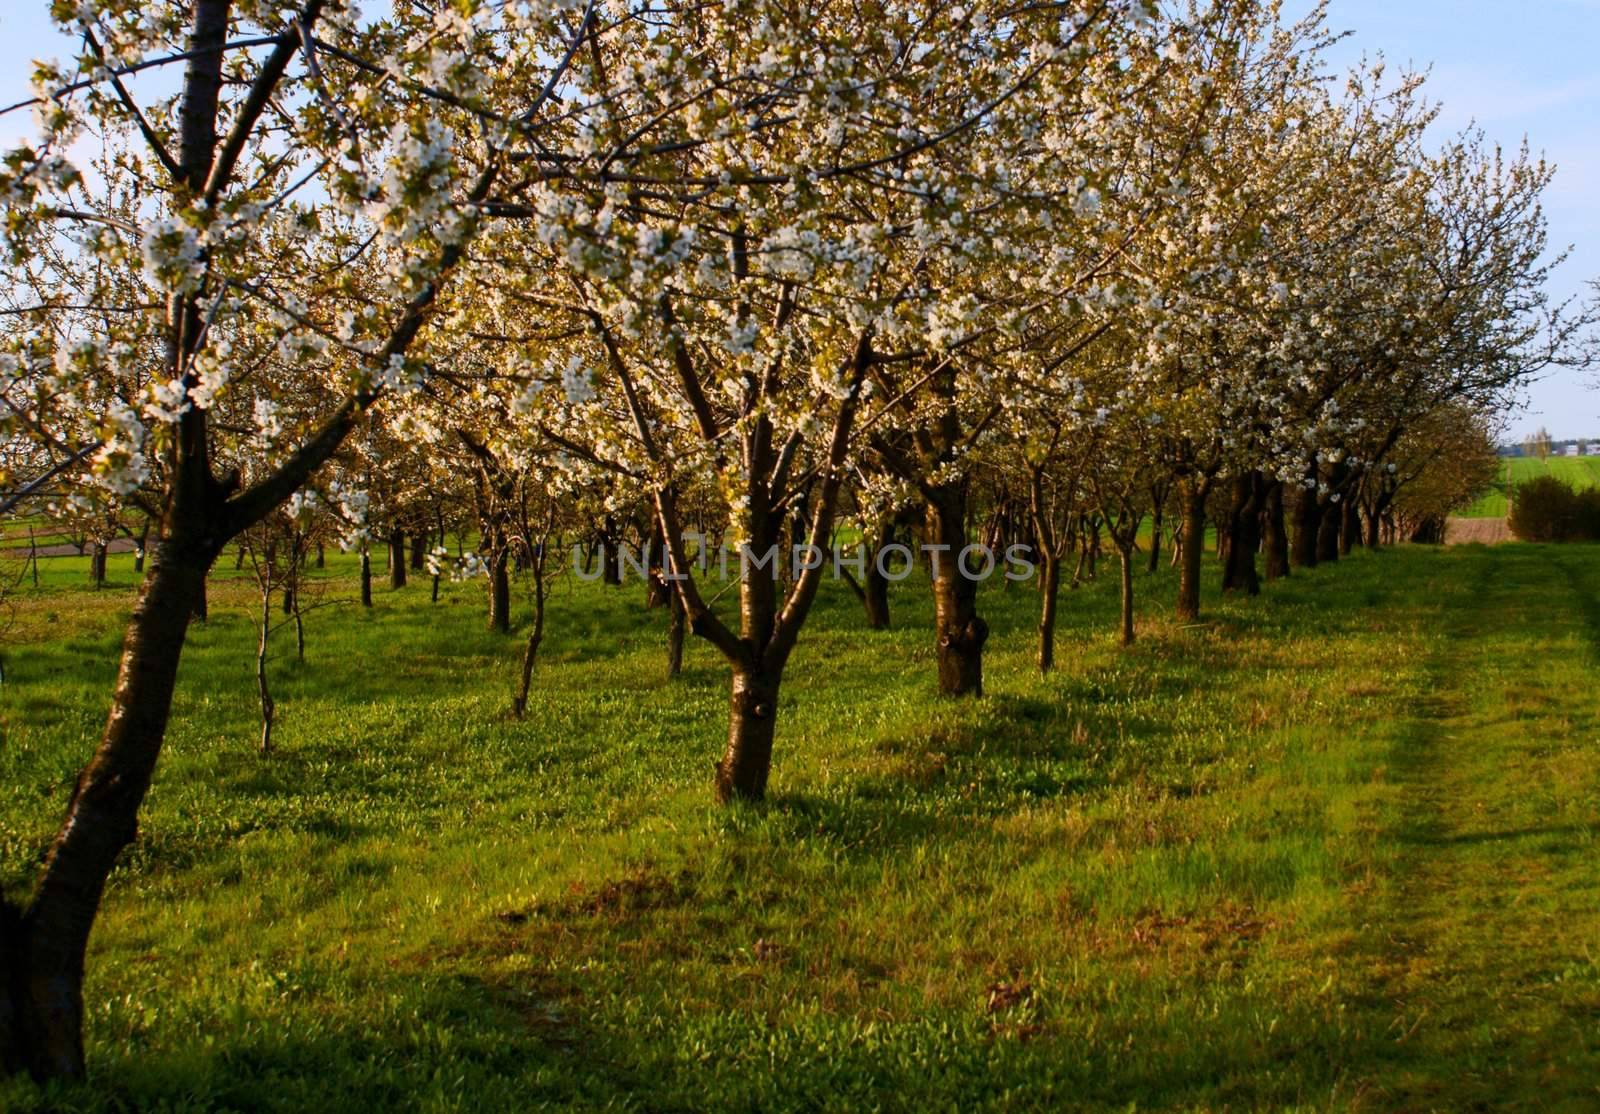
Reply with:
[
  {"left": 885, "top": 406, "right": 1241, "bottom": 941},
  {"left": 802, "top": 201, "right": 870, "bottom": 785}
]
[{"left": 1340, "top": 546, "right": 1600, "bottom": 1109}]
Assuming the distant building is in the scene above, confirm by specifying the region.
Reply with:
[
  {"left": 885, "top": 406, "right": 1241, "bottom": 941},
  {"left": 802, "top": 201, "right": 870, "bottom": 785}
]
[{"left": 1566, "top": 444, "right": 1581, "bottom": 457}]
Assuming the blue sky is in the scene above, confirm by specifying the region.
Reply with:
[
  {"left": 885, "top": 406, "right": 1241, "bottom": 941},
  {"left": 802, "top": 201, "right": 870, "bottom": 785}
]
[{"left": 1, "top": 1, "right": 1595, "bottom": 438}]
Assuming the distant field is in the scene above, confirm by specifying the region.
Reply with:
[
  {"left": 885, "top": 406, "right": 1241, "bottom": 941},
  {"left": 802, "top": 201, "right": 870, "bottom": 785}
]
[{"left": 1460, "top": 455, "right": 1600, "bottom": 518}]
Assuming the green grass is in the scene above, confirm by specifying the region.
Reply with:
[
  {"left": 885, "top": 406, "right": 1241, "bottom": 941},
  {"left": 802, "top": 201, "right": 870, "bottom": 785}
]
[
  {"left": 3, "top": 541, "right": 1600, "bottom": 1111},
  {"left": 1462, "top": 455, "right": 1600, "bottom": 517}
]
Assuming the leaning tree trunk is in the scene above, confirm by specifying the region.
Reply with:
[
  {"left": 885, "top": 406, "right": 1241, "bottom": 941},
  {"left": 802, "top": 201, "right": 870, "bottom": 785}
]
[
  {"left": 1037, "top": 553, "right": 1061, "bottom": 673},
  {"left": 1175, "top": 480, "right": 1207, "bottom": 622},
  {"left": 2, "top": 540, "right": 209, "bottom": 1080},
  {"left": 925, "top": 485, "right": 988, "bottom": 696},
  {"left": 1263, "top": 480, "right": 1290, "bottom": 581}
]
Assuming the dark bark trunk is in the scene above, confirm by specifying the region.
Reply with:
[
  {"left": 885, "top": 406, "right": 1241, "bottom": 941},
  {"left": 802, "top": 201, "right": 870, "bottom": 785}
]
[
  {"left": 600, "top": 516, "right": 622, "bottom": 586},
  {"left": 1221, "top": 472, "right": 1261, "bottom": 596},
  {"left": 715, "top": 669, "right": 781, "bottom": 802},
  {"left": 1146, "top": 513, "right": 1162, "bottom": 574},
  {"left": 1037, "top": 554, "right": 1060, "bottom": 673},
  {"left": 487, "top": 549, "right": 511, "bottom": 633},
  {"left": 1176, "top": 480, "right": 1207, "bottom": 622},
  {"left": 1339, "top": 498, "right": 1360, "bottom": 557},
  {"left": 926, "top": 486, "right": 987, "bottom": 696},
  {"left": 133, "top": 522, "right": 150, "bottom": 573},
  {"left": 1291, "top": 475, "right": 1320, "bottom": 570},
  {"left": 410, "top": 531, "right": 426, "bottom": 571},
  {"left": 1263, "top": 480, "right": 1290, "bottom": 581},
  {"left": 89, "top": 543, "right": 107, "bottom": 586},
  {"left": 359, "top": 548, "right": 373, "bottom": 608},
  {"left": 7, "top": 541, "right": 209, "bottom": 1080},
  {"left": 388, "top": 530, "right": 407, "bottom": 589},
  {"left": 1316, "top": 498, "right": 1341, "bottom": 563},
  {"left": 315, "top": 542, "right": 325, "bottom": 569}
]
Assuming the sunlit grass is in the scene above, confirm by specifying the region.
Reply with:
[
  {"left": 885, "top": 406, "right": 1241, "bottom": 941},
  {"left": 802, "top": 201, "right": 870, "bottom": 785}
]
[{"left": 2, "top": 542, "right": 1599, "bottom": 1110}]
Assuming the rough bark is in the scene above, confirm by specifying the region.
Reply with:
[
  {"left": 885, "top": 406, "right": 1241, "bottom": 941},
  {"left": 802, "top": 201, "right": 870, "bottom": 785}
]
[
  {"left": 925, "top": 485, "right": 988, "bottom": 696},
  {"left": 1175, "top": 479, "right": 1208, "bottom": 622},
  {"left": 1316, "top": 497, "right": 1341, "bottom": 563},
  {"left": 7, "top": 540, "right": 210, "bottom": 1079},
  {"left": 666, "top": 586, "right": 685, "bottom": 677},
  {"left": 715, "top": 669, "right": 781, "bottom": 802}
]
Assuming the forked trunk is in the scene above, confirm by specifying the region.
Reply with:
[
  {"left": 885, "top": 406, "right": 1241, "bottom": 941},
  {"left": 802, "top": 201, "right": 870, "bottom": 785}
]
[{"left": 715, "top": 669, "right": 781, "bottom": 803}]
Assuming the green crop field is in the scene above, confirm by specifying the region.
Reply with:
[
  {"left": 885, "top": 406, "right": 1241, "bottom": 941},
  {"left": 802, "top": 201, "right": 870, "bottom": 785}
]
[
  {"left": 4, "top": 544, "right": 1600, "bottom": 1112},
  {"left": 1460, "top": 455, "right": 1600, "bottom": 518}
]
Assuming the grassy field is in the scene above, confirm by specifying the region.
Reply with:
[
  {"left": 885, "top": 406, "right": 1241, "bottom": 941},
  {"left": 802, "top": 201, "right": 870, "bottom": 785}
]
[
  {"left": 3, "top": 542, "right": 1600, "bottom": 1111},
  {"left": 1461, "top": 455, "right": 1600, "bottom": 517}
]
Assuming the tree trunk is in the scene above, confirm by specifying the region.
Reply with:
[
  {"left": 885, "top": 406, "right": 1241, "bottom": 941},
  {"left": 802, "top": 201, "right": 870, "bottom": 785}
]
[
  {"left": 1175, "top": 480, "right": 1207, "bottom": 622},
  {"left": 359, "top": 548, "right": 373, "bottom": 608},
  {"left": 715, "top": 668, "right": 781, "bottom": 802},
  {"left": 89, "top": 543, "right": 108, "bottom": 587},
  {"left": 410, "top": 531, "right": 426, "bottom": 571},
  {"left": 133, "top": 523, "right": 150, "bottom": 573},
  {"left": 1037, "top": 554, "right": 1060, "bottom": 673},
  {"left": 487, "top": 548, "right": 511, "bottom": 633},
  {"left": 1118, "top": 548, "right": 1136, "bottom": 645},
  {"left": 1263, "top": 480, "right": 1290, "bottom": 581},
  {"left": 315, "top": 542, "right": 325, "bottom": 569},
  {"left": 1291, "top": 477, "right": 1320, "bottom": 569},
  {"left": 256, "top": 585, "right": 275, "bottom": 755},
  {"left": 388, "top": 529, "right": 407, "bottom": 589},
  {"left": 926, "top": 486, "right": 988, "bottom": 696},
  {"left": 1221, "top": 472, "right": 1261, "bottom": 596},
  {"left": 666, "top": 587, "right": 686, "bottom": 677},
  {"left": 1146, "top": 512, "right": 1162, "bottom": 574},
  {"left": 1316, "top": 498, "right": 1341, "bottom": 563},
  {"left": 1339, "top": 498, "right": 1360, "bottom": 557},
  {"left": 4, "top": 543, "right": 208, "bottom": 1080}
]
